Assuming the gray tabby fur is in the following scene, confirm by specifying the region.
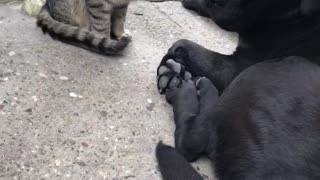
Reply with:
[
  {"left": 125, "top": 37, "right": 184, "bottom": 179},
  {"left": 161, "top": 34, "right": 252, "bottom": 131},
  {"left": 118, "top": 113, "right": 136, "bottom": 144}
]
[{"left": 37, "top": 0, "right": 132, "bottom": 55}]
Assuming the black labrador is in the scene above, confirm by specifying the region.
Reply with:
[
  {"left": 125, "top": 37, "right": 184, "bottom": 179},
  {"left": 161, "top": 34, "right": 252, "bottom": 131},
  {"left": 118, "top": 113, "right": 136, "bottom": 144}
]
[{"left": 156, "top": 0, "right": 320, "bottom": 180}]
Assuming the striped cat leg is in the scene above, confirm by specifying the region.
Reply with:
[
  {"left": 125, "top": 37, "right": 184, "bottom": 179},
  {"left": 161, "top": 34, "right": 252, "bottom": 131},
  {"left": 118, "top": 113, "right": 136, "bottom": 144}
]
[
  {"left": 111, "top": 5, "right": 128, "bottom": 40},
  {"left": 86, "top": 0, "right": 112, "bottom": 39}
]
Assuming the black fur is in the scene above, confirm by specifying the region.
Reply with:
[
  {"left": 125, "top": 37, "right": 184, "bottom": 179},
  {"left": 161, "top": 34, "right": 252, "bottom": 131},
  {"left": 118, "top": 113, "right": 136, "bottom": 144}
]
[
  {"left": 156, "top": 142, "right": 203, "bottom": 180},
  {"left": 156, "top": 0, "right": 320, "bottom": 179},
  {"left": 158, "top": 0, "right": 320, "bottom": 93},
  {"left": 157, "top": 57, "right": 320, "bottom": 180}
]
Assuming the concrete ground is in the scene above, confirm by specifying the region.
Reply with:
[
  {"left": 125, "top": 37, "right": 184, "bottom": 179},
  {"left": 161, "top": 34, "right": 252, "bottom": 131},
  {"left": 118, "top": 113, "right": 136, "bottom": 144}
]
[{"left": 0, "top": 1, "right": 238, "bottom": 180}]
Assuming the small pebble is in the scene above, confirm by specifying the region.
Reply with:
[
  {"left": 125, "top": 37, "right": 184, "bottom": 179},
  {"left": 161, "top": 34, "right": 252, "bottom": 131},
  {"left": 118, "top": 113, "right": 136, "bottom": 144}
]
[
  {"left": 8, "top": 51, "right": 16, "bottom": 56},
  {"left": 0, "top": 77, "right": 9, "bottom": 81},
  {"left": 69, "top": 92, "right": 78, "bottom": 98},
  {"left": 32, "top": 96, "right": 38, "bottom": 102},
  {"left": 59, "top": 76, "right": 69, "bottom": 80},
  {"left": 39, "top": 73, "right": 48, "bottom": 78},
  {"left": 55, "top": 160, "right": 61, "bottom": 166}
]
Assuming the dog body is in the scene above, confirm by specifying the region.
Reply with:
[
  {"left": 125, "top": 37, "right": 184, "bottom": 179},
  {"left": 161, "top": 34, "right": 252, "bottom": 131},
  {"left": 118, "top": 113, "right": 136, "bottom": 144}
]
[
  {"left": 158, "top": 0, "right": 320, "bottom": 92},
  {"left": 156, "top": 0, "right": 320, "bottom": 179},
  {"left": 157, "top": 57, "right": 320, "bottom": 180}
]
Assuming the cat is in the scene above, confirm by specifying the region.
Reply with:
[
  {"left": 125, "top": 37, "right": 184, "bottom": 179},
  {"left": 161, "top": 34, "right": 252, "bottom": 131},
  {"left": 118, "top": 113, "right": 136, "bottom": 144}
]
[{"left": 37, "top": 0, "right": 132, "bottom": 55}]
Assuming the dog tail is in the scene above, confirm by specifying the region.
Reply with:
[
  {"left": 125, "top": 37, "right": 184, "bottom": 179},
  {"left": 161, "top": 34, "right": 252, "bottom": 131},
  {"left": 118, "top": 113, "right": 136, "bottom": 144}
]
[
  {"left": 156, "top": 142, "right": 204, "bottom": 180},
  {"left": 36, "top": 4, "right": 131, "bottom": 55}
]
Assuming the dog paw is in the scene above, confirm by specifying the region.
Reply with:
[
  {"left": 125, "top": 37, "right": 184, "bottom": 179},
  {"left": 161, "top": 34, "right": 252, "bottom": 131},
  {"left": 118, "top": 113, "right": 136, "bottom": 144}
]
[
  {"left": 157, "top": 59, "right": 192, "bottom": 94},
  {"left": 165, "top": 79, "right": 198, "bottom": 106},
  {"left": 181, "top": 0, "right": 210, "bottom": 17},
  {"left": 194, "top": 77, "right": 219, "bottom": 110},
  {"left": 194, "top": 77, "right": 214, "bottom": 95}
]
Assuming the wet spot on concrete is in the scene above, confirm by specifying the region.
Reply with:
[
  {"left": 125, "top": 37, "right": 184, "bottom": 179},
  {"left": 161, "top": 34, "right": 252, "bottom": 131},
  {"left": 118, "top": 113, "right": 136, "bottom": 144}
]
[
  {"left": 77, "top": 161, "right": 86, "bottom": 167},
  {"left": 202, "top": 174, "right": 209, "bottom": 179},
  {"left": 124, "top": 175, "right": 135, "bottom": 179},
  {"left": 146, "top": 102, "right": 155, "bottom": 111},
  {"left": 63, "top": 139, "right": 76, "bottom": 146},
  {"left": 81, "top": 142, "right": 88, "bottom": 147},
  {"left": 100, "top": 111, "right": 107, "bottom": 117},
  {"left": 24, "top": 108, "right": 32, "bottom": 114},
  {"left": 35, "top": 49, "right": 43, "bottom": 53}
]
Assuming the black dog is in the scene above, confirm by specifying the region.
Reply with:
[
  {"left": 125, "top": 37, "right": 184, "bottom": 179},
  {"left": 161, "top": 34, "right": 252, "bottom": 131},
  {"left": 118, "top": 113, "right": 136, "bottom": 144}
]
[
  {"left": 157, "top": 0, "right": 320, "bottom": 93},
  {"left": 156, "top": 0, "right": 320, "bottom": 179},
  {"left": 157, "top": 57, "right": 320, "bottom": 180}
]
